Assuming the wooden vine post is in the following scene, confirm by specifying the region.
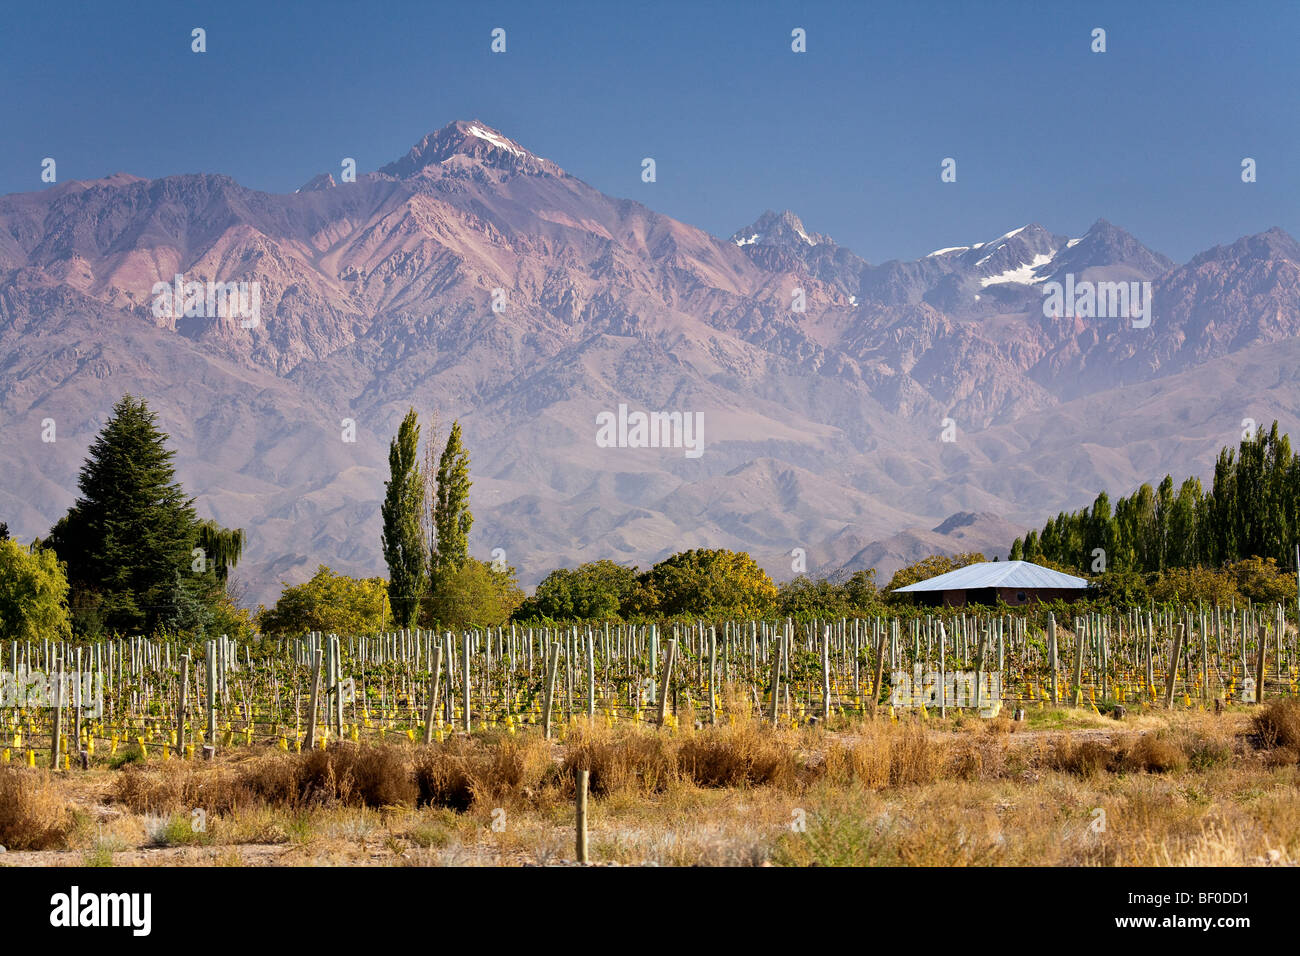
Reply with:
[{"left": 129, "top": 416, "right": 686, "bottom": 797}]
[
  {"left": 543, "top": 642, "right": 561, "bottom": 740},
  {"left": 306, "top": 647, "right": 323, "bottom": 750},
  {"left": 575, "top": 769, "right": 590, "bottom": 864},
  {"left": 176, "top": 654, "right": 189, "bottom": 756},
  {"left": 657, "top": 639, "right": 677, "bottom": 727},
  {"left": 423, "top": 645, "right": 444, "bottom": 745}
]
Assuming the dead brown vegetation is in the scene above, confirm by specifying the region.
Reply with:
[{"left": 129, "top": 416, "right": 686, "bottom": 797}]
[{"left": 0, "top": 767, "right": 75, "bottom": 850}]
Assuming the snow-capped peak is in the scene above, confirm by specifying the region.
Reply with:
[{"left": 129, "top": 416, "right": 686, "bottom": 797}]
[
  {"left": 466, "top": 124, "right": 526, "bottom": 157},
  {"left": 729, "top": 210, "right": 830, "bottom": 248}
]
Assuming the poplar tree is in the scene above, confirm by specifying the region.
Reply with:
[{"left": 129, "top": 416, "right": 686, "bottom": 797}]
[
  {"left": 381, "top": 408, "right": 426, "bottom": 629},
  {"left": 431, "top": 420, "right": 473, "bottom": 587}
]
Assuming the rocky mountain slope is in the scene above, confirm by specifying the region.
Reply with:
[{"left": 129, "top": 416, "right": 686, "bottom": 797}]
[{"left": 1, "top": 119, "right": 1297, "bottom": 605}]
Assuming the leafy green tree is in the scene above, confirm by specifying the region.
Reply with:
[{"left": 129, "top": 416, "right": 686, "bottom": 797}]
[
  {"left": 1014, "top": 421, "right": 1300, "bottom": 574},
  {"left": 1087, "top": 570, "right": 1151, "bottom": 608},
  {"left": 840, "top": 569, "right": 880, "bottom": 609},
  {"left": 425, "top": 559, "right": 524, "bottom": 630},
  {"left": 641, "top": 549, "right": 778, "bottom": 617},
  {"left": 47, "top": 395, "right": 238, "bottom": 636},
  {"left": 431, "top": 421, "right": 472, "bottom": 587},
  {"left": 1022, "top": 529, "right": 1040, "bottom": 562},
  {"left": 0, "top": 539, "right": 71, "bottom": 640},
  {"left": 1084, "top": 492, "right": 1117, "bottom": 573},
  {"left": 777, "top": 569, "right": 879, "bottom": 620},
  {"left": 257, "top": 566, "right": 390, "bottom": 636},
  {"left": 1225, "top": 556, "right": 1296, "bottom": 606},
  {"left": 196, "top": 521, "right": 245, "bottom": 583},
  {"left": 1149, "top": 566, "right": 1241, "bottom": 606},
  {"left": 1167, "top": 477, "right": 1201, "bottom": 568},
  {"left": 381, "top": 408, "right": 426, "bottom": 629},
  {"left": 516, "top": 560, "right": 639, "bottom": 621}
]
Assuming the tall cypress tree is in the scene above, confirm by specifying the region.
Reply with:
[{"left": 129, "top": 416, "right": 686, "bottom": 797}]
[
  {"left": 48, "top": 395, "right": 209, "bottom": 635},
  {"left": 431, "top": 421, "right": 473, "bottom": 587},
  {"left": 381, "top": 408, "right": 426, "bottom": 629}
]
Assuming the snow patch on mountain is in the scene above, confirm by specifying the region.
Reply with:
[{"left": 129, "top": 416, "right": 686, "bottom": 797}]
[
  {"left": 979, "top": 253, "right": 1055, "bottom": 287},
  {"left": 467, "top": 124, "right": 525, "bottom": 157}
]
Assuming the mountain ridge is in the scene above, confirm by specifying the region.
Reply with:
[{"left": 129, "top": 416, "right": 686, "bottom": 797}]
[{"left": 1, "top": 119, "right": 1297, "bottom": 605}]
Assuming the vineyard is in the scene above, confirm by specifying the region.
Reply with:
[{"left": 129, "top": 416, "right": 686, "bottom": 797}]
[{"left": 4, "top": 603, "right": 1298, "bottom": 768}]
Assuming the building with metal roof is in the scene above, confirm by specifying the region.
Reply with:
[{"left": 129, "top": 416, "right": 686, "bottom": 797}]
[{"left": 891, "top": 560, "right": 1089, "bottom": 608}]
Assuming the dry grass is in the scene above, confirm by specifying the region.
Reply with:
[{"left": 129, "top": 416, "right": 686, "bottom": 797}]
[
  {"left": 1, "top": 704, "right": 1293, "bottom": 866},
  {"left": 415, "top": 733, "right": 554, "bottom": 810},
  {"left": 1253, "top": 697, "right": 1300, "bottom": 763},
  {"left": 0, "top": 767, "right": 76, "bottom": 850}
]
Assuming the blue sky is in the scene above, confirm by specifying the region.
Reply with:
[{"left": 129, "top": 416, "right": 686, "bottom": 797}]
[{"left": 1, "top": 0, "right": 1295, "bottom": 263}]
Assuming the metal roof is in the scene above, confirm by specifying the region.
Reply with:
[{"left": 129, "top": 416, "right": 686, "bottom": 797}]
[{"left": 892, "top": 560, "right": 1088, "bottom": 593}]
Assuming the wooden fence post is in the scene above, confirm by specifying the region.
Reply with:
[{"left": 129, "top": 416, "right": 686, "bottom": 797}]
[
  {"left": 821, "top": 625, "right": 832, "bottom": 720},
  {"left": 1163, "top": 623, "right": 1184, "bottom": 709},
  {"left": 575, "top": 768, "right": 590, "bottom": 864},
  {"left": 769, "top": 634, "right": 784, "bottom": 726},
  {"left": 51, "top": 656, "right": 63, "bottom": 770},
  {"left": 1047, "top": 613, "right": 1059, "bottom": 705},
  {"left": 423, "top": 646, "right": 444, "bottom": 745},
  {"left": 871, "top": 629, "right": 887, "bottom": 717},
  {"left": 206, "top": 640, "right": 217, "bottom": 744},
  {"left": 306, "top": 647, "right": 323, "bottom": 750},
  {"left": 462, "top": 633, "right": 472, "bottom": 733},
  {"left": 586, "top": 631, "right": 596, "bottom": 720},
  {"left": 1255, "top": 619, "right": 1267, "bottom": 705},
  {"left": 657, "top": 639, "right": 678, "bottom": 727},
  {"left": 543, "top": 642, "right": 561, "bottom": 740},
  {"left": 709, "top": 626, "right": 719, "bottom": 726},
  {"left": 1073, "top": 622, "right": 1086, "bottom": 706},
  {"left": 176, "top": 655, "right": 189, "bottom": 756}
]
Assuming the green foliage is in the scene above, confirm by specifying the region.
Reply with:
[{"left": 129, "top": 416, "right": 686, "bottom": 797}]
[
  {"left": 431, "top": 421, "right": 472, "bottom": 586},
  {"left": 777, "top": 570, "right": 880, "bottom": 620},
  {"left": 0, "top": 539, "right": 71, "bottom": 640},
  {"left": 640, "top": 548, "right": 778, "bottom": 618},
  {"left": 46, "top": 395, "right": 243, "bottom": 637},
  {"left": 1223, "top": 557, "right": 1296, "bottom": 606},
  {"left": 1149, "top": 566, "right": 1242, "bottom": 606},
  {"left": 515, "top": 560, "right": 640, "bottom": 621},
  {"left": 257, "top": 566, "right": 390, "bottom": 636},
  {"left": 424, "top": 559, "right": 524, "bottom": 631},
  {"left": 1087, "top": 570, "right": 1151, "bottom": 607},
  {"left": 196, "top": 521, "right": 245, "bottom": 583},
  {"left": 381, "top": 408, "right": 426, "bottom": 629},
  {"left": 1011, "top": 422, "right": 1300, "bottom": 585}
]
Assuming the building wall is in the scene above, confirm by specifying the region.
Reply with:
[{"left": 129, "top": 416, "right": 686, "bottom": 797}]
[
  {"left": 932, "top": 587, "right": 1085, "bottom": 607},
  {"left": 995, "top": 586, "right": 1085, "bottom": 606}
]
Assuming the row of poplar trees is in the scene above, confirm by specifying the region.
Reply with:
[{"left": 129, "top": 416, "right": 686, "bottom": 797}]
[
  {"left": 1010, "top": 421, "right": 1300, "bottom": 574},
  {"left": 380, "top": 409, "right": 473, "bottom": 629}
]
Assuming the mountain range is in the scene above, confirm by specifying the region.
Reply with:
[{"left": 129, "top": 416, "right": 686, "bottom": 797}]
[{"left": 2, "top": 119, "right": 1298, "bottom": 606}]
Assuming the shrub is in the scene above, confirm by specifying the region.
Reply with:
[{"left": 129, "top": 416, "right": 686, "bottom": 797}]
[{"left": 1252, "top": 698, "right": 1300, "bottom": 755}]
